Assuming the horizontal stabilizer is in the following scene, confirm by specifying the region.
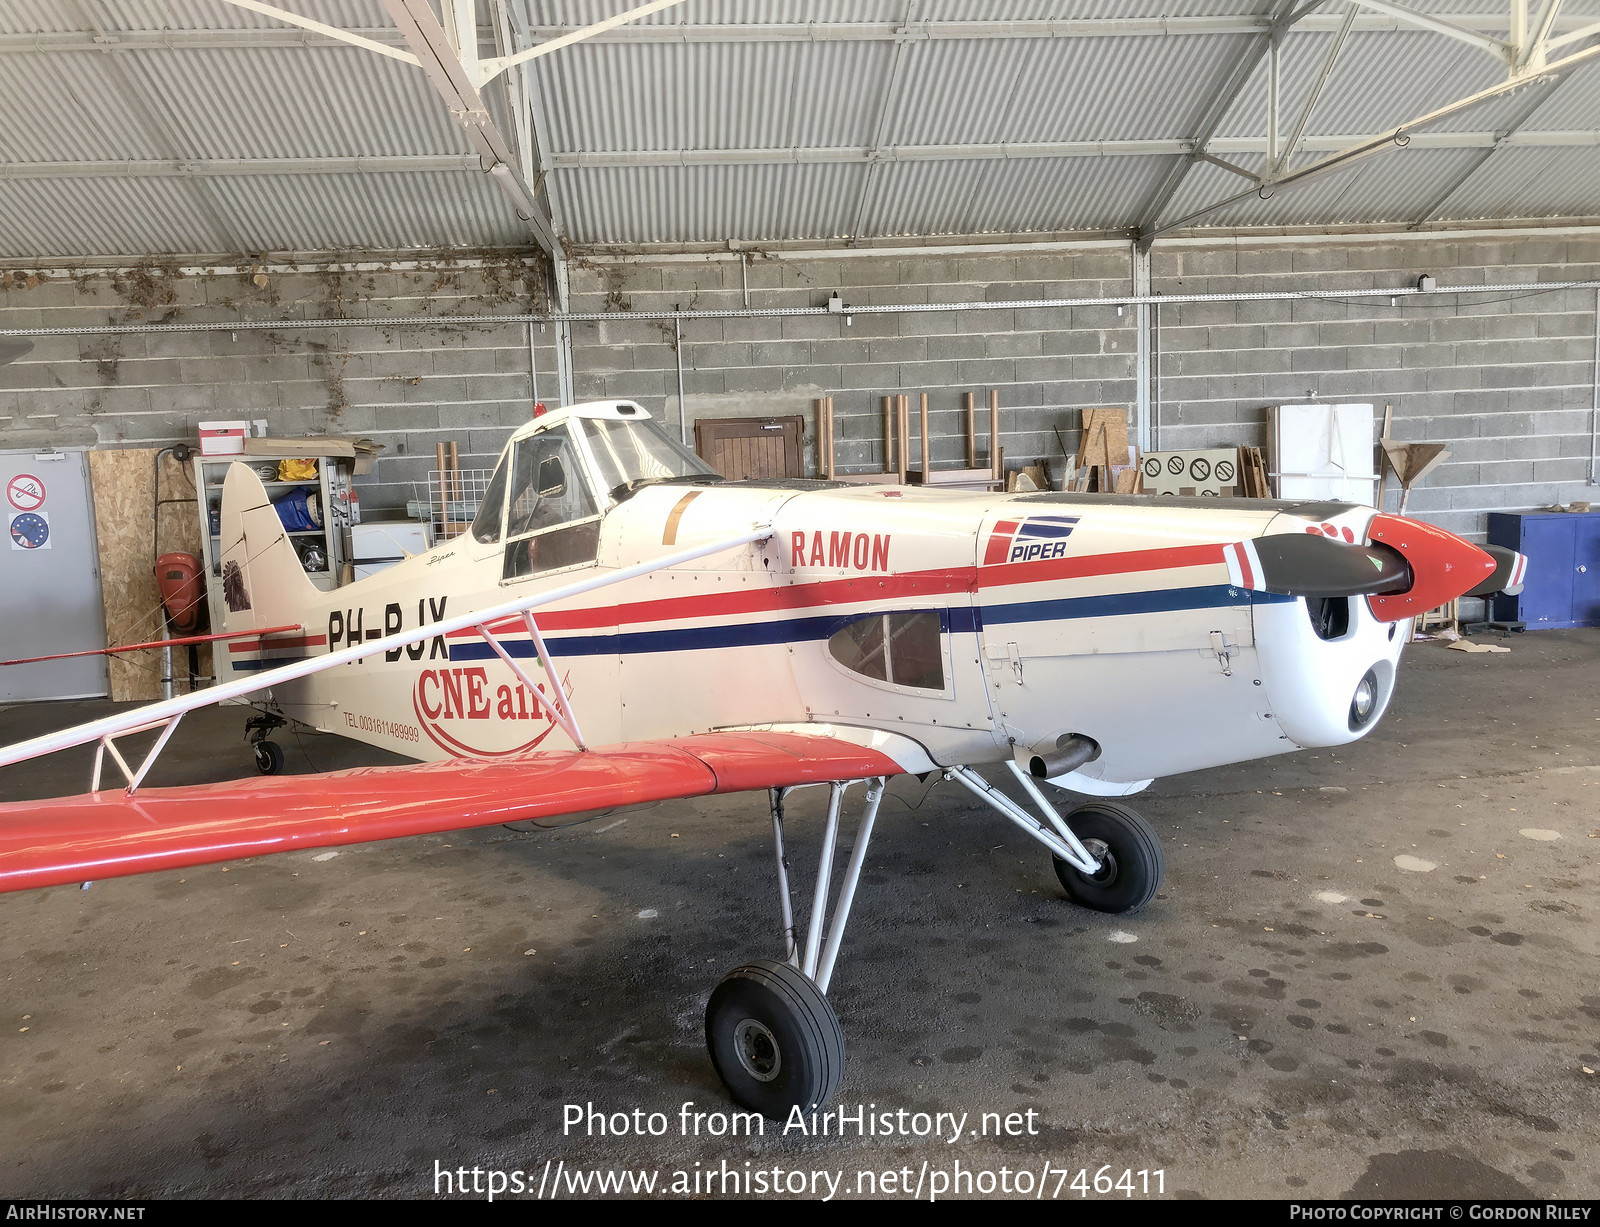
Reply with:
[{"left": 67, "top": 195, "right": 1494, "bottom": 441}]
[{"left": 0, "top": 732, "right": 902, "bottom": 895}]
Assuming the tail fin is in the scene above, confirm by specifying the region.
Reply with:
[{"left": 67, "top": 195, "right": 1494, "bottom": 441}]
[{"left": 217, "top": 462, "right": 319, "bottom": 634}]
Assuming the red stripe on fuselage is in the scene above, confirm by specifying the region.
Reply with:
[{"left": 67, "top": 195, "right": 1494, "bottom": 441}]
[
  {"left": 983, "top": 520, "right": 1019, "bottom": 566},
  {"left": 449, "top": 541, "right": 1230, "bottom": 640},
  {"left": 229, "top": 634, "right": 329, "bottom": 654}
]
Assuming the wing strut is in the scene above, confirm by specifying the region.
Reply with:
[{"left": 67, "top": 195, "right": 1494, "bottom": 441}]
[{"left": 0, "top": 525, "right": 772, "bottom": 788}]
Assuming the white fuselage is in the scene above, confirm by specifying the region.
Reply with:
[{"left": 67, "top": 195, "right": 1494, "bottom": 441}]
[{"left": 223, "top": 476, "right": 1405, "bottom": 794}]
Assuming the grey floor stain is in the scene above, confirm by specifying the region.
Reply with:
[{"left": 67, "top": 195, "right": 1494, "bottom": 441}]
[{"left": 1344, "top": 1150, "right": 1532, "bottom": 1199}]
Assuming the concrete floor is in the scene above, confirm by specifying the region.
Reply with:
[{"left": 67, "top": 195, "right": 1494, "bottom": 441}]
[{"left": 1, "top": 630, "right": 1596, "bottom": 1200}]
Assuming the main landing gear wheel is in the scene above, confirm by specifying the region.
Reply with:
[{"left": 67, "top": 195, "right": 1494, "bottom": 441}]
[
  {"left": 1051, "top": 802, "right": 1164, "bottom": 914},
  {"left": 252, "top": 740, "right": 284, "bottom": 776},
  {"left": 706, "top": 958, "right": 844, "bottom": 1120}
]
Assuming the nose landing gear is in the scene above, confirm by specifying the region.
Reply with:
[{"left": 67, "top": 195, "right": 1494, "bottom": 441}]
[
  {"left": 945, "top": 762, "right": 1164, "bottom": 915},
  {"left": 1049, "top": 801, "right": 1164, "bottom": 914}
]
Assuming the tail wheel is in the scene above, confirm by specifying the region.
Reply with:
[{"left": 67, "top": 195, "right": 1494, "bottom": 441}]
[
  {"left": 1052, "top": 802, "right": 1164, "bottom": 914},
  {"left": 252, "top": 740, "right": 284, "bottom": 776},
  {"left": 705, "top": 958, "right": 843, "bottom": 1120}
]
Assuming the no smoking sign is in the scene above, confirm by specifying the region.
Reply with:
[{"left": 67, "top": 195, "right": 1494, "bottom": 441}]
[{"left": 6, "top": 473, "right": 46, "bottom": 512}]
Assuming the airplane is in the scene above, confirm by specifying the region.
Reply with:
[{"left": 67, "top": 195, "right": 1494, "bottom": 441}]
[{"left": 0, "top": 397, "right": 1526, "bottom": 1119}]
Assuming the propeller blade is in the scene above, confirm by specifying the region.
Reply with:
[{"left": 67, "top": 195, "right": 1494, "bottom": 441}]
[
  {"left": 1463, "top": 544, "right": 1527, "bottom": 597},
  {"left": 1237, "top": 533, "right": 1412, "bottom": 598},
  {"left": 0, "top": 338, "right": 33, "bottom": 365}
]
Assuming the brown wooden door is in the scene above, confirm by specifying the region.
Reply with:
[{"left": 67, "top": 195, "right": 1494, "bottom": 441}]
[{"left": 693, "top": 415, "right": 805, "bottom": 480}]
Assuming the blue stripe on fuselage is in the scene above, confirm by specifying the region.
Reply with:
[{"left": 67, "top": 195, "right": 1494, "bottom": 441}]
[
  {"left": 981, "top": 584, "right": 1293, "bottom": 626},
  {"left": 445, "top": 585, "right": 1289, "bottom": 662},
  {"left": 230, "top": 656, "right": 312, "bottom": 671}
]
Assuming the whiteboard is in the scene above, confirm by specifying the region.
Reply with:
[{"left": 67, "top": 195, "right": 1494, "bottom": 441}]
[{"left": 1269, "top": 403, "right": 1376, "bottom": 505}]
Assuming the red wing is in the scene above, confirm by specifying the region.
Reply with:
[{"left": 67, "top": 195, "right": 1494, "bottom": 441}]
[{"left": 0, "top": 732, "right": 902, "bottom": 894}]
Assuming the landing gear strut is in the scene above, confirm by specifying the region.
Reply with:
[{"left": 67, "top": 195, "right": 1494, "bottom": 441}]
[
  {"left": 945, "top": 761, "right": 1164, "bottom": 915},
  {"left": 706, "top": 778, "right": 883, "bottom": 1119}
]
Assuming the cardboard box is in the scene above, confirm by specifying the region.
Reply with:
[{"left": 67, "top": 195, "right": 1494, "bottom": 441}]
[
  {"left": 198, "top": 420, "right": 250, "bottom": 455},
  {"left": 241, "top": 435, "right": 383, "bottom": 473}
]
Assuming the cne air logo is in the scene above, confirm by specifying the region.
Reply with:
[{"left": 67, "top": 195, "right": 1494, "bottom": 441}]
[
  {"left": 983, "top": 515, "right": 1080, "bottom": 565},
  {"left": 412, "top": 664, "right": 572, "bottom": 758}
]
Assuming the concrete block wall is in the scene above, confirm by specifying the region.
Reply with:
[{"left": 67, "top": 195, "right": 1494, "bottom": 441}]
[
  {"left": 567, "top": 237, "right": 1600, "bottom": 540},
  {"left": 1147, "top": 237, "right": 1600, "bottom": 538},
  {"left": 566, "top": 247, "right": 1139, "bottom": 478},
  {"left": 0, "top": 259, "right": 551, "bottom": 513},
  {"left": 3, "top": 234, "right": 1597, "bottom": 542}
]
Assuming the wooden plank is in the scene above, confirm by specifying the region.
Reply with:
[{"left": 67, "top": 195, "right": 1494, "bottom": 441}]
[
  {"left": 989, "top": 390, "right": 1001, "bottom": 481},
  {"left": 965, "top": 392, "right": 976, "bottom": 467},
  {"left": 919, "top": 393, "right": 930, "bottom": 482},
  {"left": 896, "top": 395, "right": 909, "bottom": 485},
  {"left": 883, "top": 396, "right": 895, "bottom": 475}
]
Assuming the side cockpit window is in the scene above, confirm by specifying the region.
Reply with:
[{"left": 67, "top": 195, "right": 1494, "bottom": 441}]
[
  {"left": 827, "top": 611, "right": 944, "bottom": 690},
  {"left": 501, "top": 424, "right": 602, "bottom": 581},
  {"left": 471, "top": 456, "right": 509, "bottom": 544}
]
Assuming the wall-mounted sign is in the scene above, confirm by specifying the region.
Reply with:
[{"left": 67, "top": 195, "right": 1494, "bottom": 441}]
[
  {"left": 6, "top": 473, "right": 46, "bottom": 512},
  {"left": 9, "top": 511, "right": 50, "bottom": 550}
]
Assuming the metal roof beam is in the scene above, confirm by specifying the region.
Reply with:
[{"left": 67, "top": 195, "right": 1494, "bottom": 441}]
[
  {"left": 1273, "top": 0, "right": 1357, "bottom": 177},
  {"left": 13, "top": 13, "right": 1600, "bottom": 55},
  {"left": 1519, "top": 0, "right": 1565, "bottom": 68},
  {"left": 214, "top": 0, "right": 418, "bottom": 64},
  {"left": 1409, "top": 74, "right": 1568, "bottom": 223},
  {"left": 62, "top": 0, "right": 248, "bottom": 256},
  {"left": 1545, "top": 17, "right": 1600, "bottom": 52},
  {"left": 8, "top": 130, "right": 1599, "bottom": 182},
  {"left": 1133, "top": 0, "right": 1322, "bottom": 242},
  {"left": 1345, "top": 0, "right": 1512, "bottom": 61},
  {"left": 1147, "top": 37, "right": 1600, "bottom": 238},
  {"left": 500, "top": 13, "right": 1592, "bottom": 43},
  {"left": 381, "top": 0, "right": 561, "bottom": 259},
  {"left": 0, "top": 156, "right": 483, "bottom": 179},
  {"left": 849, "top": 0, "right": 922, "bottom": 239},
  {"left": 473, "top": 0, "right": 688, "bottom": 86},
  {"left": 537, "top": 130, "right": 1600, "bottom": 168}
]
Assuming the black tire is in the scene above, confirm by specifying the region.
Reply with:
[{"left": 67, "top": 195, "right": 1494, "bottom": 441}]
[
  {"left": 253, "top": 740, "right": 284, "bottom": 776},
  {"left": 705, "top": 958, "right": 844, "bottom": 1120},
  {"left": 1051, "top": 802, "right": 1164, "bottom": 914}
]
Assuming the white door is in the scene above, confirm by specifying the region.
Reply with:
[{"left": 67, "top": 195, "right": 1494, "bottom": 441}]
[{"left": 0, "top": 450, "right": 109, "bottom": 702}]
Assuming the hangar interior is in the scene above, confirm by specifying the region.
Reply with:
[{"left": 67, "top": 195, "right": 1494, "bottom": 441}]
[{"left": 1, "top": 0, "right": 1598, "bottom": 1204}]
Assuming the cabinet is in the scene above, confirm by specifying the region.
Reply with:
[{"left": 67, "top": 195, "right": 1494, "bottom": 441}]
[{"left": 1487, "top": 511, "right": 1600, "bottom": 629}]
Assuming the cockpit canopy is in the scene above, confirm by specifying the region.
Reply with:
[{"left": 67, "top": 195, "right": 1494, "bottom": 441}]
[{"left": 469, "top": 401, "right": 722, "bottom": 582}]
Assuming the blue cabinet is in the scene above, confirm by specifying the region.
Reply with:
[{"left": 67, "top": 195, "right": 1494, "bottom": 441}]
[{"left": 1488, "top": 511, "right": 1600, "bottom": 629}]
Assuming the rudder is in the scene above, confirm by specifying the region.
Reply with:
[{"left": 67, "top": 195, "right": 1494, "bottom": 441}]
[{"left": 217, "top": 462, "right": 319, "bottom": 635}]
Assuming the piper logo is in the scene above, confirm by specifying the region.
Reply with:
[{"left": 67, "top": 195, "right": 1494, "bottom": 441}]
[{"left": 984, "top": 515, "right": 1080, "bottom": 565}]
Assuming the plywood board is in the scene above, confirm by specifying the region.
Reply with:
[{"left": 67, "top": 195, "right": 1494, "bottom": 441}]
[
  {"left": 87, "top": 448, "right": 204, "bottom": 701},
  {"left": 1076, "top": 408, "right": 1129, "bottom": 469}
]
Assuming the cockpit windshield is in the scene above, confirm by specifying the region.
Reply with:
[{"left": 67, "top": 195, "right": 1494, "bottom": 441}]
[{"left": 581, "top": 415, "right": 722, "bottom": 497}]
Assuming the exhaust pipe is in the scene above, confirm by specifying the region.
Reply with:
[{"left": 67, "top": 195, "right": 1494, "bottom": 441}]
[{"left": 1027, "top": 734, "right": 1101, "bottom": 780}]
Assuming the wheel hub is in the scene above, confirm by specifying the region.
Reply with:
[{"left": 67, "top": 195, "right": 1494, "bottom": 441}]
[
  {"left": 1082, "top": 837, "right": 1117, "bottom": 885},
  {"left": 732, "top": 1018, "right": 781, "bottom": 1082}
]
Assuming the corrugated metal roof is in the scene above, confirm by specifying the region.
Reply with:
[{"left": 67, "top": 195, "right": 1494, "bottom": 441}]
[{"left": 0, "top": 0, "right": 1598, "bottom": 259}]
